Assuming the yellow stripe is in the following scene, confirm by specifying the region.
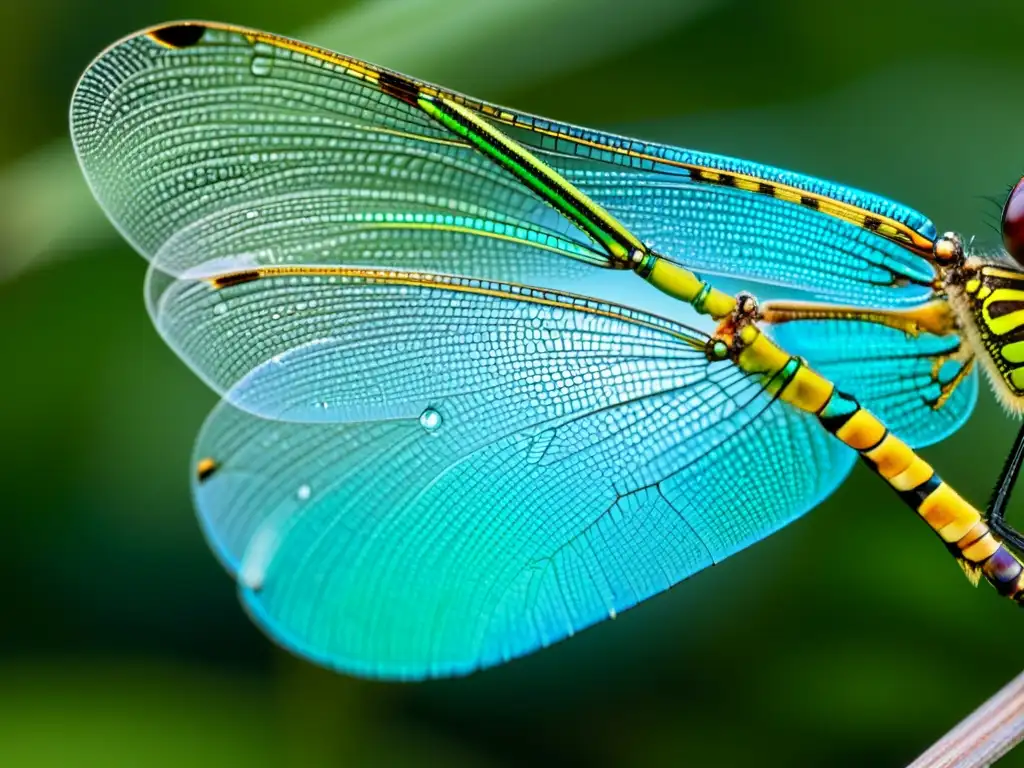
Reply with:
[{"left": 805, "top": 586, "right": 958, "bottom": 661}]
[
  {"left": 918, "top": 483, "right": 982, "bottom": 542},
  {"left": 938, "top": 513, "right": 984, "bottom": 544},
  {"left": 983, "top": 288, "right": 1024, "bottom": 336},
  {"left": 733, "top": 178, "right": 761, "bottom": 193},
  {"left": 835, "top": 410, "right": 886, "bottom": 450},
  {"left": 863, "top": 434, "right": 915, "bottom": 479},
  {"left": 962, "top": 532, "right": 1000, "bottom": 563},
  {"left": 736, "top": 327, "right": 790, "bottom": 376},
  {"left": 773, "top": 187, "right": 802, "bottom": 204},
  {"left": 981, "top": 267, "right": 1024, "bottom": 281},
  {"left": 205, "top": 266, "right": 708, "bottom": 349},
  {"left": 957, "top": 521, "right": 989, "bottom": 549},
  {"left": 1001, "top": 340, "right": 1024, "bottom": 364},
  {"left": 760, "top": 300, "right": 953, "bottom": 337},
  {"left": 646, "top": 259, "right": 735, "bottom": 319},
  {"left": 889, "top": 457, "right": 934, "bottom": 492},
  {"left": 782, "top": 366, "right": 834, "bottom": 413},
  {"left": 732, "top": 329, "right": 833, "bottom": 412}
]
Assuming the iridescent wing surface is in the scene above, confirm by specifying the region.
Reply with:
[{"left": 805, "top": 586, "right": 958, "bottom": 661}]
[
  {"left": 71, "top": 21, "right": 938, "bottom": 308},
  {"left": 70, "top": 22, "right": 959, "bottom": 677},
  {"left": 186, "top": 269, "right": 855, "bottom": 678}
]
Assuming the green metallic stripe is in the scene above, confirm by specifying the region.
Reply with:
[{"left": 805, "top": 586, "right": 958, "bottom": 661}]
[
  {"left": 417, "top": 95, "right": 642, "bottom": 263},
  {"left": 691, "top": 282, "right": 712, "bottom": 314},
  {"left": 633, "top": 252, "right": 658, "bottom": 279},
  {"left": 765, "top": 356, "right": 802, "bottom": 399}
]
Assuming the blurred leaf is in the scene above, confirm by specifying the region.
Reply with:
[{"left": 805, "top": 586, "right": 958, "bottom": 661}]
[
  {"left": 0, "top": 662, "right": 282, "bottom": 768},
  {"left": 0, "top": 659, "right": 488, "bottom": 768}
]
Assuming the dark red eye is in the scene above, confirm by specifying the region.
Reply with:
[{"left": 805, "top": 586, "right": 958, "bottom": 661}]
[{"left": 1002, "top": 177, "right": 1024, "bottom": 264}]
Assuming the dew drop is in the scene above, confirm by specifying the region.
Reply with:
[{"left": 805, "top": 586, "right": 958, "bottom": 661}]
[
  {"left": 419, "top": 407, "right": 442, "bottom": 431},
  {"left": 245, "top": 210, "right": 260, "bottom": 220},
  {"left": 296, "top": 484, "right": 311, "bottom": 501},
  {"left": 250, "top": 56, "right": 273, "bottom": 77},
  {"left": 213, "top": 303, "right": 227, "bottom": 316}
]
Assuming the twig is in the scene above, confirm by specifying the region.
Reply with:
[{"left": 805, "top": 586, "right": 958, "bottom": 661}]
[{"left": 908, "top": 670, "right": 1024, "bottom": 768}]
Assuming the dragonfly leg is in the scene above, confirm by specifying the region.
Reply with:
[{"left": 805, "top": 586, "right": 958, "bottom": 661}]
[
  {"left": 987, "top": 419, "right": 1024, "bottom": 555},
  {"left": 760, "top": 298, "right": 957, "bottom": 336}
]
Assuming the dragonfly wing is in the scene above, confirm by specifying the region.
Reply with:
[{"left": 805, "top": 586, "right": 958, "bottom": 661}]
[
  {"left": 73, "top": 22, "right": 936, "bottom": 308},
  {"left": 564, "top": 168, "right": 936, "bottom": 306},
  {"left": 772, "top": 319, "right": 978, "bottom": 448},
  {"left": 188, "top": 271, "right": 854, "bottom": 678},
  {"left": 71, "top": 24, "right": 608, "bottom": 284}
]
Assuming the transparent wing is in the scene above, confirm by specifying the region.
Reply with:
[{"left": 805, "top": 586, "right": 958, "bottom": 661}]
[
  {"left": 71, "top": 21, "right": 937, "bottom": 307},
  {"left": 772, "top": 319, "right": 977, "bottom": 448},
  {"left": 187, "top": 271, "right": 855, "bottom": 678}
]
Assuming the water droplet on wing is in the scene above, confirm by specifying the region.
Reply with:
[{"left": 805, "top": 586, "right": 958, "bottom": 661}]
[
  {"left": 250, "top": 56, "right": 273, "bottom": 76},
  {"left": 419, "top": 407, "right": 442, "bottom": 431}
]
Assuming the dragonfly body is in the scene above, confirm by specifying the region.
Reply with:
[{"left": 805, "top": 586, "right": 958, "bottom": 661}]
[{"left": 72, "top": 21, "right": 1024, "bottom": 679}]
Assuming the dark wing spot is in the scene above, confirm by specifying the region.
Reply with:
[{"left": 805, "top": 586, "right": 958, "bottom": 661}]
[
  {"left": 378, "top": 71, "right": 421, "bottom": 106},
  {"left": 149, "top": 23, "right": 206, "bottom": 48},
  {"left": 863, "top": 216, "right": 882, "bottom": 232},
  {"left": 196, "top": 457, "right": 219, "bottom": 483},
  {"left": 800, "top": 195, "right": 820, "bottom": 210},
  {"left": 757, "top": 182, "right": 775, "bottom": 195},
  {"left": 212, "top": 270, "right": 261, "bottom": 290},
  {"left": 716, "top": 174, "right": 736, "bottom": 187}
]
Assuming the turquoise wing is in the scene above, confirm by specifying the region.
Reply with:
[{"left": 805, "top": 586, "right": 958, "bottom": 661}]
[
  {"left": 71, "top": 21, "right": 937, "bottom": 308},
  {"left": 187, "top": 269, "right": 855, "bottom": 678},
  {"left": 772, "top": 319, "right": 978, "bottom": 448}
]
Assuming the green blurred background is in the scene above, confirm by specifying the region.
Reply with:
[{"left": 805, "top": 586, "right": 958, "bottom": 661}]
[{"left": 2, "top": 0, "right": 1023, "bottom": 765}]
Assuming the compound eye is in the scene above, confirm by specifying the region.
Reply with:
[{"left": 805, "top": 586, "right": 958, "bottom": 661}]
[{"left": 1002, "top": 177, "right": 1024, "bottom": 265}]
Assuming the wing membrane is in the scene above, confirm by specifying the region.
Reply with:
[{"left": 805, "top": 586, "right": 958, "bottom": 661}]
[
  {"left": 188, "top": 270, "right": 855, "bottom": 678},
  {"left": 72, "top": 21, "right": 938, "bottom": 307},
  {"left": 148, "top": 267, "right": 713, "bottom": 422}
]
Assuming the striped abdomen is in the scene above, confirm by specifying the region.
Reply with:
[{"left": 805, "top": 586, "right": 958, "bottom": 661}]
[{"left": 818, "top": 389, "right": 1024, "bottom": 599}]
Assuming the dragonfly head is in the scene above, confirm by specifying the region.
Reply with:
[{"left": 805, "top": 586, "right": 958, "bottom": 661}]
[
  {"left": 944, "top": 177, "right": 1024, "bottom": 410},
  {"left": 1002, "top": 177, "right": 1024, "bottom": 264}
]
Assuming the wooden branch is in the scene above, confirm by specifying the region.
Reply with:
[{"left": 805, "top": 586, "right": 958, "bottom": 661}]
[{"left": 909, "top": 670, "right": 1024, "bottom": 768}]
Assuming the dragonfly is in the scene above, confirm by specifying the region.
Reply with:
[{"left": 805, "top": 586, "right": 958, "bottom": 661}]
[{"left": 72, "top": 21, "right": 1024, "bottom": 680}]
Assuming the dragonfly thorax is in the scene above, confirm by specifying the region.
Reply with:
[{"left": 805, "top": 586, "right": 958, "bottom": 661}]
[
  {"left": 943, "top": 178, "right": 1024, "bottom": 411},
  {"left": 948, "top": 257, "right": 1024, "bottom": 411}
]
